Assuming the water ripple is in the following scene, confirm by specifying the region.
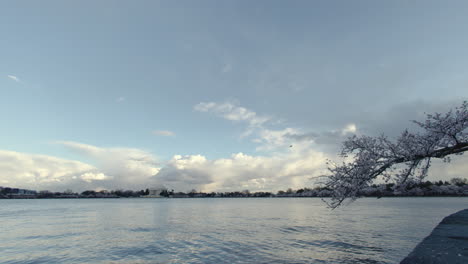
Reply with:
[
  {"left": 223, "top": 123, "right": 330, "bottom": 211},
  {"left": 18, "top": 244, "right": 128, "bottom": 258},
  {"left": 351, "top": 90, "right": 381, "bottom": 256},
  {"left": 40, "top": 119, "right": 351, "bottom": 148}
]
[{"left": 1, "top": 197, "right": 467, "bottom": 263}]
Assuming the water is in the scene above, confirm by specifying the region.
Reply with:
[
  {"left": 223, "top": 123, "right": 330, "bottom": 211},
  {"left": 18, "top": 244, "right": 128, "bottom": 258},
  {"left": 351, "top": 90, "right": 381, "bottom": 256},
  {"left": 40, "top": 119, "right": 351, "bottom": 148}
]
[{"left": 1, "top": 198, "right": 467, "bottom": 264}]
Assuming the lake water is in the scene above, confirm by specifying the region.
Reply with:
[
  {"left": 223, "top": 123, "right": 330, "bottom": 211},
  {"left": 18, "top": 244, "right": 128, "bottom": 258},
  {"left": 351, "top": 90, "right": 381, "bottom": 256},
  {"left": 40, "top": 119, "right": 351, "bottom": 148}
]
[{"left": 1, "top": 197, "right": 467, "bottom": 264}]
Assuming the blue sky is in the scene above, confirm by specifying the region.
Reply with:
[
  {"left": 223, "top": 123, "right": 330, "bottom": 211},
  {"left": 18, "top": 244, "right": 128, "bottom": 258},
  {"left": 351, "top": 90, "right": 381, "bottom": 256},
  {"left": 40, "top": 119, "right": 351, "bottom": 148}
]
[{"left": 1, "top": 1, "right": 467, "bottom": 192}]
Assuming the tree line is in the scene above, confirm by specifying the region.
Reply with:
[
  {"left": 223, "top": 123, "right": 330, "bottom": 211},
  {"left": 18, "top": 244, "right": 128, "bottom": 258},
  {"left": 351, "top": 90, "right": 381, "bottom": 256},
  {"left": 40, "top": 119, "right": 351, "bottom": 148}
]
[{"left": 1, "top": 177, "right": 467, "bottom": 199}]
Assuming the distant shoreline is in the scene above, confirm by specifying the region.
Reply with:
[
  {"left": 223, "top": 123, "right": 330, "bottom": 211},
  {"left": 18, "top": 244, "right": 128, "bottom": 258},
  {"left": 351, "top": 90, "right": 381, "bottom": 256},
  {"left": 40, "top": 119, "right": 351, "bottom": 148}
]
[
  {"left": 2, "top": 179, "right": 467, "bottom": 199},
  {"left": 2, "top": 195, "right": 468, "bottom": 200}
]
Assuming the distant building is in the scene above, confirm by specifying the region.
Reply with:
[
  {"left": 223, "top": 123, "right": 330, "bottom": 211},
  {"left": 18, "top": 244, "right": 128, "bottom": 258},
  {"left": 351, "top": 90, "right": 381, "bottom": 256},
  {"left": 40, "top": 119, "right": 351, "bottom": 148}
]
[
  {"left": 1, "top": 187, "right": 37, "bottom": 198},
  {"left": 18, "top": 189, "right": 37, "bottom": 195},
  {"left": 145, "top": 187, "right": 167, "bottom": 198}
]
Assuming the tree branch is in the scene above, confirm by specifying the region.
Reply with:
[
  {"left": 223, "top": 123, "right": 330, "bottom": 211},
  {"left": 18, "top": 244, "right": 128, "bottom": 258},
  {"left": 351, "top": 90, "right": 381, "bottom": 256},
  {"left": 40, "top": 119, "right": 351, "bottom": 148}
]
[{"left": 325, "top": 101, "right": 468, "bottom": 208}]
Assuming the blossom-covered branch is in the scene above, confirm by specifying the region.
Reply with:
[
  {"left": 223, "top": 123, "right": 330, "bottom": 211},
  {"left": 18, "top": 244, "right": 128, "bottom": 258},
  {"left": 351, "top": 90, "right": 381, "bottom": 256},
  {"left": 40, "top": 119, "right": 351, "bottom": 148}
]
[{"left": 325, "top": 101, "right": 468, "bottom": 208}]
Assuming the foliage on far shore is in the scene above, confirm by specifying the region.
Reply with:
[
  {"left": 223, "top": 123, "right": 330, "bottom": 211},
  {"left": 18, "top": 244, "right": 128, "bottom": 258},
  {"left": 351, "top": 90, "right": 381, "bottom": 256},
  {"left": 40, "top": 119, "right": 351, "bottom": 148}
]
[{"left": 1, "top": 178, "right": 467, "bottom": 199}]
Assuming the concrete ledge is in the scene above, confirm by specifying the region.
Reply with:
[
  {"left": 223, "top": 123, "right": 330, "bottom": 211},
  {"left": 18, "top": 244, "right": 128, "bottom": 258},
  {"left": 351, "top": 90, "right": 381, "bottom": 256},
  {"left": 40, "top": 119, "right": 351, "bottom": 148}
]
[{"left": 400, "top": 209, "right": 468, "bottom": 264}]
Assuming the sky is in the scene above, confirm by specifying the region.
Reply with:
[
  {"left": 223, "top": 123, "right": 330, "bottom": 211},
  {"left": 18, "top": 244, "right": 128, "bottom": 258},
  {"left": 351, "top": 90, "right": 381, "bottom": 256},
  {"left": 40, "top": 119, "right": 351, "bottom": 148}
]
[{"left": 1, "top": 0, "right": 467, "bottom": 192}]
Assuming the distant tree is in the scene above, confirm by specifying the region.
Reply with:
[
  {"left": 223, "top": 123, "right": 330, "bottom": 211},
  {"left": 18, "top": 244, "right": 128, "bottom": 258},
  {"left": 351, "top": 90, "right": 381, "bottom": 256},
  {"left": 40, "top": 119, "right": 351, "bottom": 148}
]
[
  {"left": 188, "top": 189, "right": 197, "bottom": 197},
  {"left": 450, "top": 177, "right": 467, "bottom": 186},
  {"left": 159, "top": 189, "right": 169, "bottom": 197},
  {"left": 81, "top": 190, "right": 96, "bottom": 196},
  {"left": 326, "top": 101, "right": 467, "bottom": 208},
  {"left": 385, "top": 183, "right": 395, "bottom": 191},
  {"left": 123, "top": 190, "right": 135, "bottom": 197},
  {"left": 113, "top": 189, "right": 124, "bottom": 197},
  {"left": 419, "top": 181, "right": 433, "bottom": 189}
]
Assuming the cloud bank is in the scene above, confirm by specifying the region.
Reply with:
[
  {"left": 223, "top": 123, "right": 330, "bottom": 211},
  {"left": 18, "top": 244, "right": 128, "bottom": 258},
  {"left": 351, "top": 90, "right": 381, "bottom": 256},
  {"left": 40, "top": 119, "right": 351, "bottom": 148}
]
[
  {"left": 1, "top": 100, "right": 466, "bottom": 193},
  {"left": 0, "top": 142, "right": 330, "bottom": 193},
  {"left": 0, "top": 150, "right": 105, "bottom": 191},
  {"left": 0, "top": 142, "right": 162, "bottom": 191},
  {"left": 154, "top": 149, "right": 329, "bottom": 192},
  {"left": 57, "top": 141, "right": 160, "bottom": 187}
]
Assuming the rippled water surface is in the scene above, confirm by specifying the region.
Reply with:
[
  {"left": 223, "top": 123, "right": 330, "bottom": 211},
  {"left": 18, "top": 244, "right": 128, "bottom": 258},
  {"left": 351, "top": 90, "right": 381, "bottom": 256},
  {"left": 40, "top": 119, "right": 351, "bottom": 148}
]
[{"left": 1, "top": 198, "right": 467, "bottom": 263}]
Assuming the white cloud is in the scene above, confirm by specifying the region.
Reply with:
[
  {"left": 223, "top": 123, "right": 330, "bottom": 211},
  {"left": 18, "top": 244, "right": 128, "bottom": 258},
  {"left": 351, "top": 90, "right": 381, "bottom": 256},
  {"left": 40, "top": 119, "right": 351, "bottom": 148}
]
[
  {"left": 255, "top": 127, "right": 302, "bottom": 151},
  {"left": 7, "top": 75, "right": 20, "bottom": 82},
  {"left": 281, "top": 124, "right": 359, "bottom": 149},
  {"left": 0, "top": 150, "right": 105, "bottom": 191},
  {"left": 154, "top": 148, "right": 329, "bottom": 192},
  {"left": 116, "top": 96, "right": 126, "bottom": 103},
  {"left": 342, "top": 123, "right": 357, "bottom": 135},
  {"left": 0, "top": 142, "right": 161, "bottom": 191},
  {"left": 8, "top": 100, "right": 461, "bottom": 194},
  {"left": 2, "top": 138, "right": 465, "bottom": 193},
  {"left": 194, "top": 100, "right": 359, "bottom": 153},
  {"left": 194, "top": 101, "right": 270, "bottom": 127},
  {"left": 191, "top": 101, "right": 372, "bottom": 191},
  {"left": 152, "top": 130, "right": 175, "bottom": 137},
  {"left": 80, "top": 172, "right": 109, "bottom": 183},
  {"left": 56, "top": 141, "right": 160, "bottom": 189}
]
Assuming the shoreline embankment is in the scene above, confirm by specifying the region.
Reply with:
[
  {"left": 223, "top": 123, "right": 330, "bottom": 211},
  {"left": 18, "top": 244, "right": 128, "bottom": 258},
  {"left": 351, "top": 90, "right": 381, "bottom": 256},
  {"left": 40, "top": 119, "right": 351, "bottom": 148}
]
[{"left": 400, "top": 208, "right": 468, "bottom": 264}]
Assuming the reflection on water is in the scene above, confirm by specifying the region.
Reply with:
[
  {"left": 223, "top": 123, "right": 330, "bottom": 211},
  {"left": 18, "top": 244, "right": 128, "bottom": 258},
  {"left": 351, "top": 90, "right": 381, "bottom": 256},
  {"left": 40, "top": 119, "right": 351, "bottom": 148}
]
[{"left": 1, "top": 198, "right": 467, "bottom": 263}]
